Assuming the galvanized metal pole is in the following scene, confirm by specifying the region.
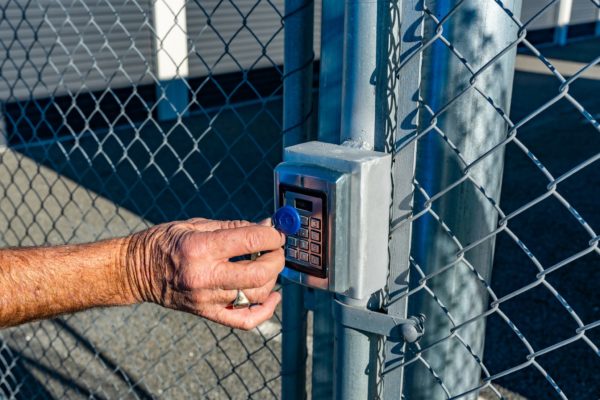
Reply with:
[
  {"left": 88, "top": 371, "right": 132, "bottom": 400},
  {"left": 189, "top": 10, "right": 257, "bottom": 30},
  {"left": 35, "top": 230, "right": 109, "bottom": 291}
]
[
  {"left": 281, "top": 278, "right": 308, "bottom": 399},
  {"left": 382, "top": 0, "right": 424, "bottom": 398},
  {"left": 340, "top": 0, "right": 378, "bottom": 150},
  {"left": 335, "top": 0, "right": 396, "bottom": 398},
  {"left": 403, "top": 1, "right": 522, "bottom": 399},
  {"left": 595, "top": 5, "right": 600, "bottom": 37},
  {"left": 317, "top": 0, "right": 344, "bottom": 145},
  {"left": 282, "top": 0, "right": 314, "bottom": 398},
  {"left": 310, "top": 289, "right": 334, "bottom": 399},
  {"left": 0, "top": 104, "right": 5, "bottom": 147},
  {"left": 310, "top": 1, "right": 345, "bottom": 398}
]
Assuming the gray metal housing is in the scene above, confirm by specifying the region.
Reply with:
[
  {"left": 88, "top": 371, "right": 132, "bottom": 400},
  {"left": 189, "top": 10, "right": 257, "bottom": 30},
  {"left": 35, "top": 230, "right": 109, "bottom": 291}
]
[{"left": 276, "top": 141, "right": 392, "bottom": 301}]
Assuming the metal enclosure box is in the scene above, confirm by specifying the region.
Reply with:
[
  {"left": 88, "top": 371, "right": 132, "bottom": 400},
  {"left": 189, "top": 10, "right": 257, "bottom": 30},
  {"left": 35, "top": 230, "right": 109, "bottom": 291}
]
[{"left": 275, "top": 141, "right": 391, "bottom": 300}]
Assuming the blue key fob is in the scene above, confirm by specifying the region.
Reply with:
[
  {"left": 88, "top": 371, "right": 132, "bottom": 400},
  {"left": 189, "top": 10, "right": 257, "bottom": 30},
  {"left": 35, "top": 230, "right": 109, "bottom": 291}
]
[{"left": 272, "top": 205, "right": 301, "bottom": 235}]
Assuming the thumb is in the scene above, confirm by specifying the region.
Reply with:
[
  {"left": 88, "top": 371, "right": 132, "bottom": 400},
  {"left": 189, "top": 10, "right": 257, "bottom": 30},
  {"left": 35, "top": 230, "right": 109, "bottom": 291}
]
[{"left": 258, "top": 218, "right": 273, "bottom": 227}]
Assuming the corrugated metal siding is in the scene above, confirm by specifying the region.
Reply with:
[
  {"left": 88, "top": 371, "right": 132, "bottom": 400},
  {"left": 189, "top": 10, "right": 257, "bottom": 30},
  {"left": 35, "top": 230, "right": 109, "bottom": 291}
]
[
  {"left": 186, "top": 0, "right": 293, "bottom": 77},
  {"left": 521, "top": 0, "right": 599, "bottom": 30},
  {"left": 314, "top": 0, "right": 322, "bottom": 59},
  {"left": 0, "top": 0, "right": 321, "bottom": 102},
  {"left": 0, "top": 0, "right": 155, "bottom": 100},
  {"left": 570, "top": 0, "right": 599, "bottom": 24},
  {"left": 521, "top": 0, "right": 559, "bottom": 30}
]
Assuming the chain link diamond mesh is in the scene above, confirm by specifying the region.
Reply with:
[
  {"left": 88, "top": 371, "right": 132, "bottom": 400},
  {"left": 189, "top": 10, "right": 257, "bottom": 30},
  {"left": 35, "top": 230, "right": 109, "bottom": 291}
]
[
  {"left": 0, "top": 0, "right": 294, "bottom": 398},
  {"left": 1, "top": 0, "right": 598, "bottom": 399},
  {"left": 385, "top": 1, "right": 599, "bottom": 399}
]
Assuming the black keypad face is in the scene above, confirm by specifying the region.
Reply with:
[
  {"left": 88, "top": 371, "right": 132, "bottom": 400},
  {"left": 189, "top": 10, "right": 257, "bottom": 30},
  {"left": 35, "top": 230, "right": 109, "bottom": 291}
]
[
  {"left": 309, "top": 255, "right": 321, "bottom": 266},
  {"left": 286, "top": 248, "right": 298, "bottom": 259},
  {"left": 309, "top": 242, "right": 320, "bottom": 253},
  {"left": 298, "top": 228, "right": 309, "bottom": 238},
  {"left": 299, "top": 251, "right": 309, "bottom": 262},
  {"left": 281, "top": 188, "right": 327, "bottom": 278},
  {"left": 310, "top": 230, "right": 321, "bottom": 242}
]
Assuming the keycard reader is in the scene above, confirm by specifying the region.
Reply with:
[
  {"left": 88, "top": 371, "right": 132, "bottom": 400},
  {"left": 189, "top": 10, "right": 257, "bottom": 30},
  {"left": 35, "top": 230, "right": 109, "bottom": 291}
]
[{"left": 275, "top": 141, "right": 391, "bottom": 299}]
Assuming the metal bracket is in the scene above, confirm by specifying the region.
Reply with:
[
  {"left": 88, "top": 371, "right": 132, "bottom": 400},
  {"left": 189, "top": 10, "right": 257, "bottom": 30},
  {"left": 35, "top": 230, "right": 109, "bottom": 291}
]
[{"left": 332, "top": 299, "right": 425, "bottom": 343}]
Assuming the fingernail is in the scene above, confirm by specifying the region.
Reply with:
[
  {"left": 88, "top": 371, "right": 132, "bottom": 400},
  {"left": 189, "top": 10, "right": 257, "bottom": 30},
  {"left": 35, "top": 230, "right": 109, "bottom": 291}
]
[{"left": 258, "top": 218, "right": 273, "bottom": 227}]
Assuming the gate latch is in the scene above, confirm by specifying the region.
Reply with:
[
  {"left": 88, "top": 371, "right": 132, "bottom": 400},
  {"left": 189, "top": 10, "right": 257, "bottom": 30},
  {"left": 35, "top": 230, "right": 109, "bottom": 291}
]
[{"left": 332, "top": 298, "right": 425, "bottom": 343}]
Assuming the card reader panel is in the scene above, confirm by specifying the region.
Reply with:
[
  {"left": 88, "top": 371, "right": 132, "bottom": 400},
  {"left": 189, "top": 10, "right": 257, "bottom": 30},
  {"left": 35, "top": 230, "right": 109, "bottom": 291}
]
[{"left": 279, "top": 184, "right": 327, "bottom": 278}]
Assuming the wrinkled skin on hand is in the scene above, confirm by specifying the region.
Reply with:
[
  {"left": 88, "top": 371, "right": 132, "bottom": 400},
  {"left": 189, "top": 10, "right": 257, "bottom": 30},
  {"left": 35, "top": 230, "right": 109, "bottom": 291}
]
[{"left": 125, "top": 218, "right": 286, "bottom": 330}]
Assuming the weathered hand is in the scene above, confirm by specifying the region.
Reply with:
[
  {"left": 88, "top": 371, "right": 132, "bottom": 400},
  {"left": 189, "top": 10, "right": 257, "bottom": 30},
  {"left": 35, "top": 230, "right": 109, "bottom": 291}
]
[{"left": 124, "top": 218, "right": 285, "bottom": 330}]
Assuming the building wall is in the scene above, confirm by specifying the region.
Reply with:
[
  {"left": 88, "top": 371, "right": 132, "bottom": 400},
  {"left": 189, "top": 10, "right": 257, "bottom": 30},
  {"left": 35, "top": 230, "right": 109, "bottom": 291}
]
[
  {"left": 0, "top": 0, "right": 155, "bottom": 100},
  {"left": 0, "top": 0, "right": 322, "bottom": 102},
  {"left": 522, "top": 0, "right": 599, "bottom": 30},
  {"left": 0, "top": 1, "right": 595, "bottom": 103}
]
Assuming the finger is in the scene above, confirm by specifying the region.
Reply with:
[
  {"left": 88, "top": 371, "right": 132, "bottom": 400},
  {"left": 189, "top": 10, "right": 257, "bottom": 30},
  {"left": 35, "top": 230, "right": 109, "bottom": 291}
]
[
  {"left": 211, "top": 249, "right": 285, "bottom": 289},
  {"left": 188, "top": 219, "right": 253, "bottom": 232},
  {"left": 209, "top": 225, "right": 285, "bottom": 259},
  {"left": 212, "top": 292, "right": 281, "bottom": 330},
  {"left": 244, "top": 277, "right": 278, "bottom": 303},
  {"left": 210, "top": 277, "right": 278, "bottom": 306},
  {"left": 258, "top": 218, "right": 273, "bottom": 227}
]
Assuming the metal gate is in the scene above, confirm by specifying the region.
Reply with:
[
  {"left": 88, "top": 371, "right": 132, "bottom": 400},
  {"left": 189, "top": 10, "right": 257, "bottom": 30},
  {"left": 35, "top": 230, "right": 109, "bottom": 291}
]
[{"left": 0, "top": 0, "right": 598, "bottom": 399}]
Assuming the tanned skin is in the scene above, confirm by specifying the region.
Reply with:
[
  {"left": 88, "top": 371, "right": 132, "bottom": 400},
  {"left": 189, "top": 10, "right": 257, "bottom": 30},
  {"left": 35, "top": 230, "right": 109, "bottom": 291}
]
[{"left": 0, "top": 218, "right": 286, "bottom": 330}]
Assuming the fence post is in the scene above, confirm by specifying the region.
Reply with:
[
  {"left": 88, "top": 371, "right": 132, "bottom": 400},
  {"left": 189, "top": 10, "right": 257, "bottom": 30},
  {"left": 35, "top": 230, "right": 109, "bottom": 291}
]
[
  {"left": 381, "top": 0, "right": 424, "bottom": 398},
  {"left": 317, "top": 0, "right": 344, "bottom": 145},
  {"left": 595, "top": 5, "right": 600, "bottom": 37},
  {"left": 333, "top": 0, "right": 396, "bottom": 398},
  {"left": 401, "top": 1, "right": 522, "bottom": 399},
  {"left": 0, "top": 104, "right": 5, "bottom": 147},
  {"left": 310, "top": 1, "right": 345, "bottom": 399},
  {"left": 282, "top": 0, "right": 314, "bottom": 398},
  {"left": 152, "top": 0, "right": 189, "bottom": 120}
]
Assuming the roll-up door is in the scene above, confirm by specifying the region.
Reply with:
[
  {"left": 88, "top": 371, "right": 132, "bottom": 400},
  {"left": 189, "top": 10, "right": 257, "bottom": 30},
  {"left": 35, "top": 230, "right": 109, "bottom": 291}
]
[
  {"left": 186, "top": 0, "right": 321, "bottom": 78},
  {"left": 570, "top": 0, "right": 600, "bottom": 25},
  {"left": 0, "top": 0, "right": 155, "bottom": 101},
  {"left": 520, "top": 0, "right": 560, "bottom": 30}
]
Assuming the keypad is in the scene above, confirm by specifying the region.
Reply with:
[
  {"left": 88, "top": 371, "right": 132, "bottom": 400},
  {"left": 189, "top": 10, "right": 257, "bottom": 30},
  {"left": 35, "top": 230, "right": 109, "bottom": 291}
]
[
  {"left": 300, "top": 215, "right": 309, "bottom": 227},
  {"left": 298, "top": 228, "right": 309, "bottom": 238},
  {"left": 284, "top": 210, "right": 324, "bottom": 270},
  {"left": 286, "top": 248, "right": 298, "bottom": 259},
  {"left": 299, "top": 251, "right": 309, "bottom": 262}
]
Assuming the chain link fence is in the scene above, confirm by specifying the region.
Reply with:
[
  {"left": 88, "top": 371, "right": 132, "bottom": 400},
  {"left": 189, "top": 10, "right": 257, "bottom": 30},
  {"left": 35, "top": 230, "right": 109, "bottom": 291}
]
[
  {"left": 0, "top": 0, "right": 322, "bottom": 398},
  {"left": 384, "top": 0, "right": 599, "bottom": 399},
  {"left": 0, "top": 0, "right": 598, "bottom": 399}
]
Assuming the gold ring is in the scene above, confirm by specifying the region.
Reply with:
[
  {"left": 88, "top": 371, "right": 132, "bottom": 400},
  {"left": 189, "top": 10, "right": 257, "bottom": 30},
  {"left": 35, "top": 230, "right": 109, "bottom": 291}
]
[{"left": 231, "top": 289, "right": 251, "bottom": 309}]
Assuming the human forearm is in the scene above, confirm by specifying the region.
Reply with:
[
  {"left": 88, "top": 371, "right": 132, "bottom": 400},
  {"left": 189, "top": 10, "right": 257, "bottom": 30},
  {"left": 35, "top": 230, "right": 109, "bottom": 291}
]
[
  {"left": 0, "top": 238, "right": 134, "bottom": 327},
  {"left": 0, "top": 218, "right": 285, "bottom": 330}
]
